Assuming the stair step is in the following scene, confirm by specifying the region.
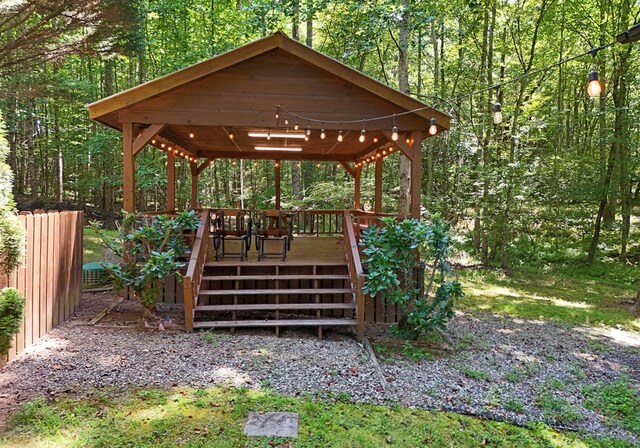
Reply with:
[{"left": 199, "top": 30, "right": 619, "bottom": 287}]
[
  {"left": 202, "top": 274, "right": 349, "bottom": 281},
  {"left": 195, "top": 303, "right": 355, "bottom": 312},
  {"left": 205, "top": 261, "right": 347, "bottom": 267},
  {"left": 198, "top": 288, "right": 352, "bottom": 296},
  {"left": 193, "top": 318, "right": 357, "bottom": 329}
]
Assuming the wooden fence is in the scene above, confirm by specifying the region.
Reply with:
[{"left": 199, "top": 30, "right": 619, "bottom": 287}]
[{"left": 1, "top": 211, "right": 83, "bottom": 366}]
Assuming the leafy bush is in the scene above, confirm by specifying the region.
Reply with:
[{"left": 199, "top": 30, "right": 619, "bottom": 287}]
[
  {"left": 0, "top": 287, "right": 25, "bottom": 355},
  {"left": 92, "top": 211, "right": 200, "bottom": 318},
  {"left": 361, "top": 216, "right": 463, "bottom": 339}
]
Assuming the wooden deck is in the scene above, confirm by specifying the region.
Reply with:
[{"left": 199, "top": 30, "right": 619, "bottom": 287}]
[{"left": 206, "top": 235, "right": 346, "bottom": 265}]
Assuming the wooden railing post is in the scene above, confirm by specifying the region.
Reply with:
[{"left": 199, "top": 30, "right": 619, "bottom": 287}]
[
  {"left": 183, "top": 209, "right": 210, "bottom": 332},
  {"left": 343, "top": 210, "right": 366, "bottom": 339},
  {"left": 183, "top": 277, "right": 194, "bottom": 331}
]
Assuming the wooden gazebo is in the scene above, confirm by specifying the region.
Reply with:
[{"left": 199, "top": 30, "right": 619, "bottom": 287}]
[{"left": 87, "top": 32, "right": 450, "bottom": 336}]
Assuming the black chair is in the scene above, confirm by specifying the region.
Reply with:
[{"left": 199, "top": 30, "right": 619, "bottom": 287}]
[
  {"left": 212, "top": 210, "right": 252, "bottom": 261},
  {"left": 254, "top": 211, "right": 291, "bottom": 261}
]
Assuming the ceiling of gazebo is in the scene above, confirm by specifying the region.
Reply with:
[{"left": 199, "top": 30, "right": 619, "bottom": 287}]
[{"left": 87, "top": 32, "right": 450, "bottom": 162}]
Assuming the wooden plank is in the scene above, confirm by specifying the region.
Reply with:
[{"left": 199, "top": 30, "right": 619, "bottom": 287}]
[
  {"left": 122, "top": 122, "right": 135, "bottom": 213},
  {"left": 41, "top": 213, "right": 51, "bottom": 334},
  {"left": 183, "top": 278, "right": 193, "bottom": 331},
  {"left": 193, "top": 318, "right": 357, "bottom": 329},
  {"left": 15, "top": 215, "right": 27, "bottom": 357},
  {"left": 132, "top": 123, "right": 166, "bottom": 156},
  {"left": 196, "top": 303, "right": 355, "bottom": 312},
  {"left": 51, "top": 211, "right": 60, "bottom": 327},
  {"left": 24, "top": 213, "right": 34, "bottom": 348},
  {"left": 410, "top": 131, "right": 423, "bottom": 219},
  {"left": 199, "top": 288, "right": 352, "bottom": 296},
  {"left": 32, "top": 213, "right": 42, "bottom": 342},
  {"left": 275, "top": 160, "right": 281, "bottom": 210},
  {"left": 167, "top": 151, "right": 175, "bottom": 211},
  {"left": 374, "top": 157, "right": 383, "bottom": 213},
  {"left": 201, "top": 274, "right": 349, "bottom": 281}
]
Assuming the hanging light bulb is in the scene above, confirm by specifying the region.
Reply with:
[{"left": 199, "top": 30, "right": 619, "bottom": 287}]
[
  {"left": 275, "top": 108, "right": 279, "bottom": 120},
  {"left": 391, "top": 126, "right": 399, "bottom": 141},
  {"left": 359, "top": 129, "right": 366, "bottom": 143},
  {"left": 382, "top": 150, "right": 387, "bottom": 155},
  {"left": 168, "top": 146, "right": 172, "bottom": 151},
  {"left": 267, "top": 129, "right": 271, "bottom": 140},
  {"left": 189, "top": 132, "right": 194, "bottom": 139},
  {"left": 320, "top": 128, "right": 326, "bottom": 139},
  {"left": 588, "top": 69, "right": 602, "bottom": 98},
  {"left": 161, "top": 143, "right": 166, "bottom": 148},
  {"left": 180, "top": 152, "right": 184, "bottom": 156},
  {"left": 316, "top": 163, "right": 321, "bottom": 168},
  {"left": 405, "top": 136, "right": 411, "bottom": 144},
  {"left": 173, "top": 149, "right": 178, "bottom": 154},
  {"left": 284, "top": 115, "right": 289, "bottom": 125},
  {"left": 294, "top": 121, "right": 299, "bottom": 131},
  {"left": 305, "top": 135, "right": 309, "bottom": 142},
  {"left": 493, "top": 103, "right": 503, "bottom": 124},
  {"left": 373, "top": 137, "right": 378, "bottom": 143},
  {"left": 429, "top": 118, "right": 438, "bottom": 135},
  {"left": 337, "top": 130, "right": 343, "bottom": 142},
  {"left": 209, "top": 160, "right": 214, "bottom": 165},
  {"left": 229, "top": 132, "right": 234, "bottom": 140},
  {"left": 275, "top": 161, "right": 280, "bottom": 168},
  {"left": 151, "top": 139, "right": 156, "bottom": 144},
  {"left": 306, "top": 125, "right": 311, "bottom": 136}
]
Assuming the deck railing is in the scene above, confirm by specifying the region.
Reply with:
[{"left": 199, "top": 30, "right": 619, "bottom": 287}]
[
  {"left": 208, "top": 208, "right": 344, "bottom": 235},
  {"left": 183, "top": 209, "right": 210, "bottom": 331},
  {"left": 343, "top": 210, "right": 365, "bottom": 338}
]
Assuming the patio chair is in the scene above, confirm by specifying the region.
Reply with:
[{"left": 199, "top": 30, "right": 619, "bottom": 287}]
[
  {"left": 254, "top": 210, "right": 292, "bottom": 261},
  {"left": 212, "top": 210, "right": 252, "bottom": 261}
]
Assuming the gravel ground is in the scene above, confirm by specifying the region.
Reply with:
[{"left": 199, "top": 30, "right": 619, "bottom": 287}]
[
  {"left": 380, "top": 310, "right": 640, "bottom": 443},
  {"left": 1, "top": 293, "right": 638, "bottom": 443}
]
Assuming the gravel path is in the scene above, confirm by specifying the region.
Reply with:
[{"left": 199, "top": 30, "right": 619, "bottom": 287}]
[{"left": 1, "top": 294, "right": 638, "bottom": 443}]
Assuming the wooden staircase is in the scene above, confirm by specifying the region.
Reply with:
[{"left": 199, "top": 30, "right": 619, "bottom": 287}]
[
  {"left": 182, "top": 210, "right": 365, "bottom": 338},
  {"left": 192, "top": 261, "right": 356, "bottom": 337}
]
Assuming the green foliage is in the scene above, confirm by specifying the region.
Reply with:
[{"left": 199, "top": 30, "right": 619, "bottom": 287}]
[
  {"left": 0, "top": 287, "right": 25, "bottom": 356},
  {"left": 461, "top": 366, "right": 490, "bottom": 380},
  {"left": 93, "top": 211, "right": 200, "bottom": 313},
  {"left": 0, "top": 113, "right": 24, "bottom": 275},
  {"left": 535, "top": 392, "right": 582, "bottom": 424},
  {"left": 584, "top": 377, "right": 640, "bottom": 435},
  {"left": 361, "top": 216, "right": 463, "bottom": 339}
]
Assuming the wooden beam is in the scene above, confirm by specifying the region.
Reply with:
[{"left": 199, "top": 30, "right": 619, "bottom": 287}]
[
  {"left": 382, "top": 131, "right": 414, "bottom": 161},
  {"left": 374, "top": 156, "right": 383, "bottom": 213},
  {"left": 191, "top": 150, "right": 355, "bottom": 162},
  {"left": 189, "top": 162, "right": 198, "bottom": 209},
  {"left": 410, "top": 131, "right": 423, "bottom": 219},
  {"left": 275, "top": 160, "right": 281, "bottom": 210},
  {"left": 122, "top": 122, "right": 135, "bottom": 213},
  {"left": 167, "top": 151, "right": 175, "bottom": 211},
  {"left": 132, "top": 123, "right": 166, "bottom": 156},
  {"left": 340, "top": 161, "right": 355, "bottom": 177},
  {"left": 354, "top": 165, "right": 361, "bottom": 209},
  {"left": 196, "top": 159, "right": 212, "bottom": 175}
]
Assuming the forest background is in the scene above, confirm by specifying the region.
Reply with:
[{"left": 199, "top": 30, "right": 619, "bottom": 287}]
[{"left": 0, "top": 0, "right": 638, "bottom": 281}]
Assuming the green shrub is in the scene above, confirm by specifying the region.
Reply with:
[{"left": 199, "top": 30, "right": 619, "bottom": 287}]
[
  {"left": 0, "top": 287, "right": 25, "bottom": 355},
  {"left": 361, "top": 216, "right": 463, "bottom": 339},
  {"left": 93, "top": 211, "right": 200, "bottom": 317}
]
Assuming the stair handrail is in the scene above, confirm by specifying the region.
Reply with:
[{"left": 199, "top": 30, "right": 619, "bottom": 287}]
[
  {"left": 343, "top": 210, "right": 365, "bottom": 338},
  {"left": 183, "top": 209, "right": 210, "bottom": 331}
]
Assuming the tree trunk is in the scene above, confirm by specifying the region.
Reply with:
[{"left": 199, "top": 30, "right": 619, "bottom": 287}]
[
  {"left": 25, "top": 102, "right": 37, "bottom": 200},
  {"left": 306, "top": 0, "right": 313, "bottom": 47},
  {"left": 397, "top": 0, "right": 411, "bottom": 218}
]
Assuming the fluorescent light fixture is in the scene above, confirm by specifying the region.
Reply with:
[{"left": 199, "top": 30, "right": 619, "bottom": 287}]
[
  {"left": 255, "top": 146, "right": 303, "bottom": 152},
  {"left": 248, "top": 132, "right": 306, "bottom": 139}
]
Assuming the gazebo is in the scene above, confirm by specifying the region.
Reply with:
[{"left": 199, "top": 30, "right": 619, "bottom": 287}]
[{"left": 87, "top": 32, "right": 450, "bottom": 336}]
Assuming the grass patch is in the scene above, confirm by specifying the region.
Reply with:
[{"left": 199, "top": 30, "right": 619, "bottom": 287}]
[
  {"left": 505, "top": 362, "right": 541, "bottom": 383},
  {"left": 0, "top": 386, "right": 630, "bottom": 447},
  {"left": 461, "top": 366, "right": 491, "bottom": 380},
  {"left": 536, "top": 392, "right": 582, "bottom": 424},
  {"left": 84, "top": 227, "right": 117, "bottom": 264},
  {"left": 459, "top": 266, "right": 639, "bottom": 331},
  {"left": 584, "top": 377, "right": 640, "bottom": 435}
]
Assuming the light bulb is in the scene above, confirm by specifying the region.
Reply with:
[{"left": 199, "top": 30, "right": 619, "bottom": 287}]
[
  {"left": 304, "top": 135, "right": 309, "bottom": 142},
  {"left": 189, "top": 132, "right": 194, "bottom": 138},
  {"left": 320, "top": 129, "right": 326, "bottom": 139},
  {"left": 180, "top": 152, "right": 184, "bottom": 156},
  {"left": 588, "top": 69, "right": 602, "bottom": 97},
  {"left": 373, "top": 137, "right": 378, "bottom": 143},
  {"left": 493, "top": 103, "right": 503, "bottom": 124},
  {"left": 168, "top": 146, "right": 172, "bottom": 151},
  {"left": 267, "top": 130, "right": 271, "bottom": 140},
  {"left": 284, "top": 117, "right": 289, "bottom": 125},
  {"left": 376, "top": 153, "right": 381, "bottom": 158},
  {"left": 306, "top": 126, "right": 311, "bottom": 136},
  {"left": 359, "top": 129, "right": 365, "bottom": 143},
  {"left": 405, "top": 137, "right": 411, "bottom": 144},
  {"left": 209, "top": 160, "right": 214, "bottom": 165},
  {"left": 429, "top": 118, "right": 438, "bottom": 135},
  {"left": 275, "top": 111, "right": 279, "bottom": 120},
  {"left": 391, "top": 126, "right": 398, "bottom": 141},
  {"left": 173, "top": 149, "right": 178, "bottom": 154},
  {"left": 337, "top": 130, "right": 343, "bottom": 142},
  {"left": 316, "top": 163, "right": 321, "bottom": 168},
  {"left": 151, "top": 139, "right": 156, "bottom": 144},
  {"left": 161, "top": 143, "right": 166, "bottom": 148},
  {"left": 294, "top": 121, "right": 299, "bottom": 131},
  {"left": 382, "top": 150, "right": 386, "bottom": 155},
  {"left": 229, "top": 132, "right": 234, "bottom": 140},
  {"left": 275, "top": 162, "right": 280, "bottom": 168}
]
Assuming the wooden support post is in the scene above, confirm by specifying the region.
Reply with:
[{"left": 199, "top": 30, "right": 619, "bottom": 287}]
[
  {"left": 374, "top": 156, "right": 383, "bottom": 213},
  {"left": 167, "top": 151, "right": 175, "bottom": 212},
  {"left": 122, "top": 122, "right": 135, "bottom": 213},
  {"left": 410, "top": 131, "right": 423, "bottom": 219},
  {"left": 275, "top": 160, "right": 281, "bottom": 210},
  {"left": 354, "top": 165, "right": 362, "bottom": 209},
  {"left": 190, "top": 162, "right": 198, "bottom": 209}
]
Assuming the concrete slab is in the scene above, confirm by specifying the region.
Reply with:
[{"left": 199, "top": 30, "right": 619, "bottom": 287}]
[{"left": 244, "top": 411, "right": 299, "bottom": 438}]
